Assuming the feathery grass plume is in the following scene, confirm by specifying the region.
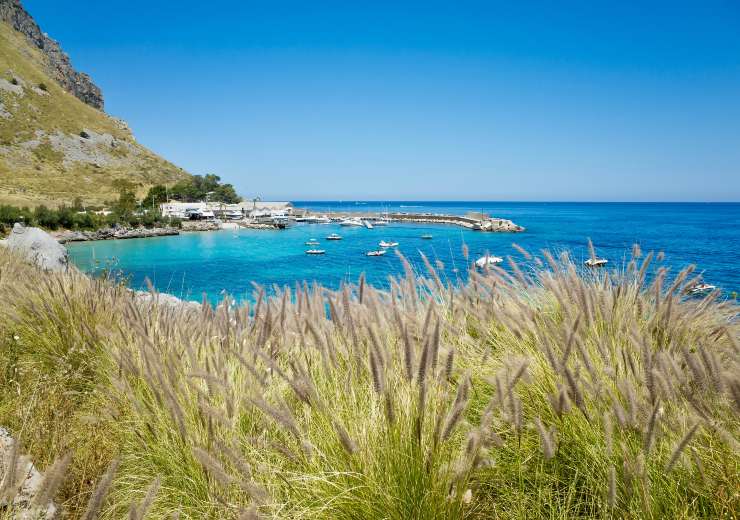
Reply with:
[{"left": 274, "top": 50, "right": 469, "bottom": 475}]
[
  {"left": 193, "top": 447, "right": 234, "bottom": 485},
  {"left": 430, "top": 319, "right": 441, "bottom": 375},
  {"left": 358, "top": 272, "right": 366, "bottom": 304},
  {"left": 560, "top": 314, "right": 582, "bottom": 366},
  {"left": 534, "top": 417, "right": 555, "bottom": 460},
  {"left": 643, "top": 401, "right": 662, "bottom": 456},
  {"left": 82, "top": 459, "right": 120, "bottom": 520},
  {"left": 369, "top": 348, "right": 384, "bottom": 394},
  {"left": 665, "top": 423, "right": 700, "bottom": 472},
  {"left": 31, "top": 452, "right": 72, "bottom": 508},
  {"left": 603, "top": 411, "right": 614, "bottom": 457},
  {"left": 384, "top": 392, "right": 396, "bottom": 425},
  {"left": 128, "top": 477, "right": 161, "bottom": 520},
  {"left": 401, "top": 324, "right": 415, "bottom": 382},
  {"left": 681, "top": 346, "right": 706, "bottom": 386},
  {"left": 333, "top": 421, "right": 358, "bottom": 455},
  {"left": 504, "top": 359, "right": 530, "bottom": 393},
  {"left": 698, "top": 346, "right": 724, "bottom": 392},
  {"left": 511, "top": 242, "right": 532, "bottom": 260},
  {"left": 444, "top": 348, "right": 455, "bottom": 381},
  {"left": 239, "top": 505, "right": 262, "bottom": 520},
  {"left": 417, "top": 335, "right": 431, "bottom": 382},
  {"left": 563, "top": 367, "right": 589, "bottom": 420},
  {"left": 607, "top": 465, "right": 617, "bottom": 509},
  {"left": 547, "top": 386, "right": 572, "bottom": 417}
]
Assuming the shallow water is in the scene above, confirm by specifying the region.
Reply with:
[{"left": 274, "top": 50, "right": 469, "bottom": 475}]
[{"left": 67, "top": 202, "right": 740, "bottom": 304}]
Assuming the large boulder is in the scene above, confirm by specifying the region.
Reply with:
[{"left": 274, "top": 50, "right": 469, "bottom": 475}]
[
  {"left": 0, "top": 427, "right": 57, "bottom": 519},
  {"left": 2, "top": 223, "right": 68, "bottom": 272}
]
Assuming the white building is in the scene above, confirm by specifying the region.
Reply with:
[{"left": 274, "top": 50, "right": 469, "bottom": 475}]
[{"left": 160, "top": 201, "right": 293, "bottom": 220}]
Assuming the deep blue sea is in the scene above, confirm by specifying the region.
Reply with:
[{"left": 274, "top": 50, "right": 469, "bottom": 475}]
[{"left": 67, "top": 202, "right": 740, "bottom": 304}]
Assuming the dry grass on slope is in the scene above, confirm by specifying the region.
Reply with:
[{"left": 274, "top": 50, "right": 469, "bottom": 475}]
[{"left": 0, "top": 244, "right": 738, "bottom": 519}]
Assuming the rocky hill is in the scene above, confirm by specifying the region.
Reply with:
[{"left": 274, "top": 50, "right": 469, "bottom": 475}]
[
  {"left": 0, "top": 0, "right": 102, "bottom": 109},
  {"left": 0, "top": 0, "right": 190, "bottom": 207}
]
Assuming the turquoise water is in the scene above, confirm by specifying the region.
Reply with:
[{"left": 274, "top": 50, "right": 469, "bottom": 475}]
[{"left": 67, "top": 202, "right": 740, "bottom": 304}]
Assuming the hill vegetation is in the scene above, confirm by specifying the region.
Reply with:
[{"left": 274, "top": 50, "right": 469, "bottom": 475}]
[
  {"left": 0, "top": 20, "right": 190, "bottom": 207},
  {"left": 0, "top": 243, "right": 737, "bottom": 518}
]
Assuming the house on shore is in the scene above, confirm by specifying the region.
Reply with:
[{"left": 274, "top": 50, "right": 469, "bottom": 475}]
[{"left": 160, "top": 201, "right": 293, "bottom": 221}]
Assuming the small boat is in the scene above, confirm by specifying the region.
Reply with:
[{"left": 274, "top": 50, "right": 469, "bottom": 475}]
[
  {"left": 366, "top": 250, "right": 387, "bottom": 257},
  {"left": 363, "top": 220, "right": 374, "bottom": 229},
  {"left": 475, "top": 255, "right": 503, "bottom": 268},
  {"left": 421, "top": 234, "right": 433, "bottom": 240},
  {"left": 317, "top": 215, "right": 331, "bottom": 224},
  {"left": 689, "top": 283, "right": 716, "bottom": 295},
  {"left": 584, "top": 258, "right": 608, "bottom": 268},
  {"left": 373, "top": 219, "right": 389, "bottom": 226},
  {"left": 379, "top": 241, "right": 399, "bottom": 248},
  {"left": 340, "top": 219, "right": 364, "bottom": 227},
  {"left": 305, "top": 239, "right": 320, "bottom": 246},
  {"left": 326, "top": 233, "right": 342, "bottom": 240},
  {"left": 224, "top": 211, "right": 243, "bottom": 220},
  {"left": 306, "top": 249, "right": 326, "bottom": 255}
]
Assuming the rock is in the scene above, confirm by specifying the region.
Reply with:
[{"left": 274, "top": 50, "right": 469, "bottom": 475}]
[
  {"left": 4, "top": 223, "right": 68, "bottom": 272},
  {"left": 55, "top": 226, "right": 180, "bottom": 243},
  {"left": 0, "top": 0, "right": 103, "bottom": 109},
  {"left": 0, "top": 427, "right": 57, "bottom": 519},
  {"left": 133, "top": 290, "right": 201, "bottom": 312},
  {"left": 180, "top": 221, "right": 221, "bottom": 232}
]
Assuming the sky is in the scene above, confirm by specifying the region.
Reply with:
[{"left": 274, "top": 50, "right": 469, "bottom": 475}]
[{"left": 24, "top": 0, "right": 740, "bottom": 201}]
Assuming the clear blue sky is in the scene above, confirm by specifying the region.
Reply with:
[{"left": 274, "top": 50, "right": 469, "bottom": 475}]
[{"left": 25, "top": 0, "right": 740, "bottom": 201}]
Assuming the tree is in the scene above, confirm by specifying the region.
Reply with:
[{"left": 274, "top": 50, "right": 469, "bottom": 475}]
[
  {"left": 166, "top": 174, "right": 241, "bottom": 203},
  {"left": 113, "top": 184, "right": 137, "bottom": 220},
  {"left": 34, "top": 205, "right": 60, "bottom": 229},
  {"left": 142, "top": 185, "right": 168, "bottom": 209}
]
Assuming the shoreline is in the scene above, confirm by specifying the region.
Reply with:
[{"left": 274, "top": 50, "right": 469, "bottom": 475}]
[{"left": 51, "top": 209, "right": 524, "bottom": 245}]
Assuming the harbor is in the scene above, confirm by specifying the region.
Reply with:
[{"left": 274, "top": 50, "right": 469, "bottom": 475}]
[{"left": 158, "top": 201, "right": 525, "bottom": 232}]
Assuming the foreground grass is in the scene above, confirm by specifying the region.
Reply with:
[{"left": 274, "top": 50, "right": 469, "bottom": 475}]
[{"left": 0, "top": 244, "right": 738, "bottom": 519}]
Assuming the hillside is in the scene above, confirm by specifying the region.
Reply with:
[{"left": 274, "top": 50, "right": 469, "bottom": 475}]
[{"left": 0, "top": 3, "right": 189, "bottom": 207}]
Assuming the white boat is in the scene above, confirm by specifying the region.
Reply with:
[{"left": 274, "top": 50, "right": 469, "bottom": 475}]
[
  {"left": 584, "top": 258, "right": 608, "bottom": 268},
  {"left": 363, "top": 220, "right": 374, "bottom": 229},
  {"left": 379, "top": 241, "right": 399, "bottom": 248},
  {"left": 373, "top": 219, "right": 389, "bottom": 226},
  {"left": 421, "top": 234, "right": 433, "bottom": 240},
  {"left": 689, "top": 283, "right": 716, "bottom": 295},
  {"left": 305, "top": 239, "right": 320, "bottom": 246},
  {"left": 306, "top": 249, "right": 326, "bottom": 255},
  {"left": 340, "top": 218, "right": 364, "bottom": 227},
  {"left": 475, "top": 255, "right": 503, "bottom": 268},
  {"left": 317, "top": 215, "right": 331, "bottom": 224},
  {"left": 326, "top": 233, "right": 342, "bottom": 240},
  {"left": 224, "top": 211, "right": 243, "bottom": 220},
  {"left": 366, "top": 250, "right": 387, "bottom": 257}
]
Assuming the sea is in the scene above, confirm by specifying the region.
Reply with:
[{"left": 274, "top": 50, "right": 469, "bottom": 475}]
[{"left": 67, "top": 202, "right": 740, "bottom": 305}]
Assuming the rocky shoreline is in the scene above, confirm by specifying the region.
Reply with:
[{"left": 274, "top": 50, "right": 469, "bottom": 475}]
[{"left": 54, "top": 226, "right": 180, "bottom": 243}]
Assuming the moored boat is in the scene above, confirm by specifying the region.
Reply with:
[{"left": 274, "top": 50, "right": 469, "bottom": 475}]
[
  {"left": 584, "top": 258, "right": 608, "bottom": 268},
  {"left": 379, "top": 240, "right": 399, "bottom": 248},
  {"left": 306, "top": 249, "right": 326, "bottom": 255},
  {"left": 326, "top": 233, "right": 342, "bottom": 240},
  {"left": 305, "top": 239, "right": 320, "bottom": 246},
  {"left": 366, "top": 250, "right": 387, "bottom": 257},
  {"left": 421, "top": 234, "right": 433, "bottom": 240},
  {"left": 475, "top": 255, "right": 503, "bottom": 268},
  {"left": 688, "top": 283, "right": 716, "bottom": 295}
]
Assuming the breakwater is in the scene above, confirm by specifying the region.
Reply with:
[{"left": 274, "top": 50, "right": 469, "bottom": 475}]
[{"left": 298, "top": 209, "right": 525, "bottom": 232}]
